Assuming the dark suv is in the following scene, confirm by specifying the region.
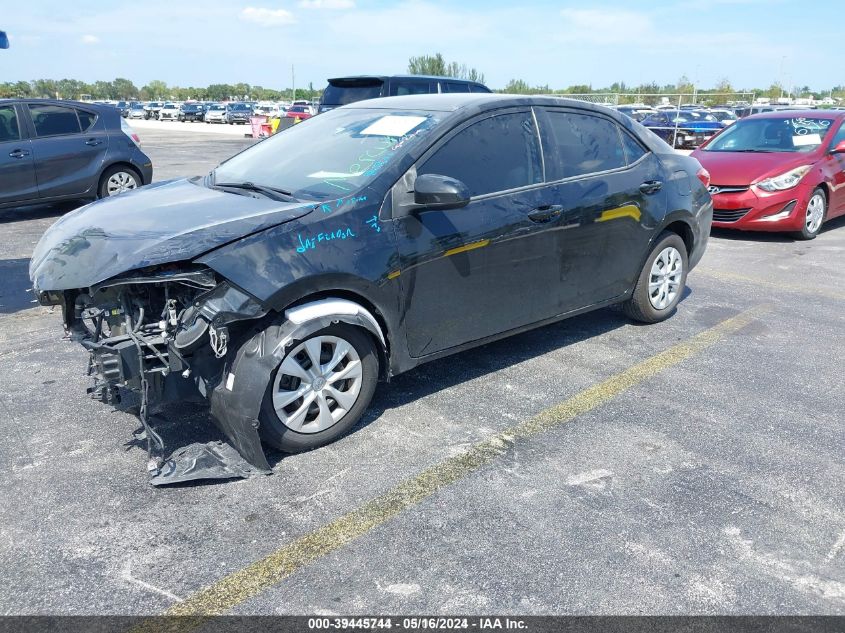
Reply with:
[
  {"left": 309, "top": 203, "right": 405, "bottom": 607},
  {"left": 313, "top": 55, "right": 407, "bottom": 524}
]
[
  {"left": 0, "top": 99, "right": 153, "bottom": 209},
  {"left": 319, "top": 75, "right": 491, "bottom": 113}
]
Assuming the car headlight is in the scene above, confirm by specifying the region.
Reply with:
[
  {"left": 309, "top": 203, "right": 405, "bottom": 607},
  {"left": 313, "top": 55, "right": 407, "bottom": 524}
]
[{"left": 756, "top": 165, "right": 812, "bottom": 192}]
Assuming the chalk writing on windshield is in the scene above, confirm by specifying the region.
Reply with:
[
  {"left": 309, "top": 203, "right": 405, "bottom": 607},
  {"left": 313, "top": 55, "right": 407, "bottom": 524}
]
[{"left": 319, "top": 195, "right": 368, "bottom": 214}]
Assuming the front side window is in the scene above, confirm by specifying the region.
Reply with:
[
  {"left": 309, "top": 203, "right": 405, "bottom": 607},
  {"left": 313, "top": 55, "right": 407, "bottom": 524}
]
[
  {"left": 544, "top": 110, "right": 626, "bottom": 178},
  {"left": 418, "top": 111, "right": 543, "bottom": 197},
  {"left": 29, "top": 104, "right": 82, "bottom": 137},
  {"left": 829, "top": 121, "right": 845, "bottom": 148},
  {"left": 0, "top": 106, "right": 20, "bottom": 142}
]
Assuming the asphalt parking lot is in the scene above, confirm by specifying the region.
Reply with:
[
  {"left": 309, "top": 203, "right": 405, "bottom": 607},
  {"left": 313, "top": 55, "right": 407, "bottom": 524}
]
[{"left": 0, "top": 128, "right": 843, "bottom": 617}]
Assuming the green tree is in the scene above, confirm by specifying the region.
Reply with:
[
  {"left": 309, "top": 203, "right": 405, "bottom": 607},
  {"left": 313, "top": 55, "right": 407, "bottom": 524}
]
[
  {"left": 112, "top": 77, "right": 139, "bottom": 99},
  {"left": 32, "top": 79, "right": 58, "bottom": 98},
  {"left": 408, "top": 53, "right": 484, "bottom": 83},
  {"left": 143, "top": 79, "right": 168, "bottom": 100}
]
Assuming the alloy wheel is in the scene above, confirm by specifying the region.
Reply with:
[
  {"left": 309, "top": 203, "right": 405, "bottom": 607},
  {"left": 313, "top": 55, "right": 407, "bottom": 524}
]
[
  {"left": 272, "top": 335, "right": 363, "bottom": 434},
  {"left": 648, "top": 246, "right": 683, "bottom": 310},
  {"left": 106, "top": 171, "right": 138, "bottom": 196},
  {"left": 805, "top": 193, "right": 825, "bottom": 234}
]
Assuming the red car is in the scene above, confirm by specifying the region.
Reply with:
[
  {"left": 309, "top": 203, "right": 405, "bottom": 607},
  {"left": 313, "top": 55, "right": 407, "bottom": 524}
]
[
  {"left": 285, "top": 104, "right": 314, "bottom": 120},
  {"left": 692, "top": 110, "right": 845, "bottom": 239}
]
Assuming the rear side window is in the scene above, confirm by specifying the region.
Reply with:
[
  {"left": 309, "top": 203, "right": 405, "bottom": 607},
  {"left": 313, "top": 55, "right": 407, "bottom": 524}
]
[
  {"left": 0, "top": 106, "right": 20, "bottom": 142},
  {"left": 77, "top": 110, "right": 97, "bottom": 132},
  {"left": 544, "top": 110, "right": 626, "bottom": 178},
  {"left": 443, "top": 82, "right": 470, "bottom": 93},
  {"left": 390, "top": 80, "right": 433, "bottom": 96},
  {"left": 621, "top": 131, "right": 647, "bottom": 164},
  {"left": 418, "top": 111, "right": 542, "bottom": 197},
  {"left": 29, "top": 104, "right": 82, "bottom": 137},
  {"left": 323, "top": 81, "right": 384, "bottom": 106}
]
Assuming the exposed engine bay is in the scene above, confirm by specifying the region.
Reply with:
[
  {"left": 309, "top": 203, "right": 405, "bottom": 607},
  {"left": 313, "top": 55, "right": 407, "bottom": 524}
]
[{"left": 47, "top": 264, "right": 273, "bottom": 484}]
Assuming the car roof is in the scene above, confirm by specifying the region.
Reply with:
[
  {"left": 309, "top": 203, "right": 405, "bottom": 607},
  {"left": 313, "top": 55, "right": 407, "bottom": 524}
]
[
  {"left": 341, "top": 93, "right": 621, "bottom": 114},
  {"left": 0, "top": 98, "right": 112, "bottom": 112},
  {"left": 745, "top": 109, "right": 845, "bottom": 121},
  {"left": 328, "top": 74, "right": 486, "bottom": 85}
]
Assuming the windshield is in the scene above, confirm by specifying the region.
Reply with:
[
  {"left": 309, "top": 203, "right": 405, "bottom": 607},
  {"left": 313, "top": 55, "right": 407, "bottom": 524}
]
[
  {"left": 230, "top": 103, "right": 250, "bottom": 111},
  {"left": 213, "top": 107, "right": 443, "bottom": 200},
  {"left": 704, "top": 117, "right": 834, "bottom": 152},
  {"left": 323, "top": 81, "right": 385, "bottom": 106}
]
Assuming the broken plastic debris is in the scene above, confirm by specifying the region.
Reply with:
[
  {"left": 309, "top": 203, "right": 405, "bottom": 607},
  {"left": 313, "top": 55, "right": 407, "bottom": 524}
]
[{"left": 149, "top": 441, "right": 271, "bottom": 486}]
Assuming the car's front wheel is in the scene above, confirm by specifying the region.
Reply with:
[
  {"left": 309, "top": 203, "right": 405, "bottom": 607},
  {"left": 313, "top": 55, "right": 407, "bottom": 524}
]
[
  {"left": 98, "top": 165, "right": 141, "bottom": 199},
  {"left": 259, "top": 324, "right": 379, "bottom": 453},
  {"left": 623, "top": 232, "right": 688, "bottom": 323},
  {"left": 796, "top": 188, "right": 826, "bottom": 240}
]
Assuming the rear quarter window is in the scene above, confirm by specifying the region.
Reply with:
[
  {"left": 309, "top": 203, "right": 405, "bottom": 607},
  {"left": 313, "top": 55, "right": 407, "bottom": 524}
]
[
  {"left": 77, "top": 110, "right": 97, "bottom": 132},
  {"left": 390, "top": 80, "right": 434, "bottom": 96}
]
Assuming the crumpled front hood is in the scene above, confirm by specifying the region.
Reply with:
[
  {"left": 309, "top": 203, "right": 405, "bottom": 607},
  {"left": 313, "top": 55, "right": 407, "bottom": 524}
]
[{"left": 30, "top": 178, "right": 314, "bottom": 291}]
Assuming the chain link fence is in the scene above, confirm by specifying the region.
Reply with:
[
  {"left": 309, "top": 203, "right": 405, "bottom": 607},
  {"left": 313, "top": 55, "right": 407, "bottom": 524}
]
[{"left": 542, "top": 93, "right": 755, "bottom": 108}]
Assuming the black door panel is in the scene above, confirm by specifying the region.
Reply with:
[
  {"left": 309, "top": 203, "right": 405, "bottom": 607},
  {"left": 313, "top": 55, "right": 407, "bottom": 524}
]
[
  {"left": 396, "top": 187, "right": 558, "bottom": 356},
  {"left": 395, "top": 109, "right": 562, "bottom": 357},
  {"left": 536, "top": 107, "right": 667, "bottom": 310}
]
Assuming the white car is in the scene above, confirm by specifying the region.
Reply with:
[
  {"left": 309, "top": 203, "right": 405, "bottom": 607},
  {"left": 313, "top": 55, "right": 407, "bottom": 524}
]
[
  {"left": 204, "top": 103, "right": 227, "bottom": 124},
  {"left": 708, "top": 109, "right": 737, "bottom": 126},
  {"left": 158, "top": 103, "right": 180, "bottom": 121}
]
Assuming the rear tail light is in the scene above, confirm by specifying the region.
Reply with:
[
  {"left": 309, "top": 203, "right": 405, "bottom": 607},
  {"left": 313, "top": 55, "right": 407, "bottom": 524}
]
[
  {"left": 120, "top": 118, "right": 141, "bottom": 146},
  {"left": 696, "top": 167, "right": 710, "bottom": 188}
]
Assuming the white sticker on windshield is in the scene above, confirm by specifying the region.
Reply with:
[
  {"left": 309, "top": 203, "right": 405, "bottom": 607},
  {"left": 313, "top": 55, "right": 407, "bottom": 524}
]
[
  {"left": 793, "top": 134, "right": 821, "bottom": 146},
  {"left": 360, "top": 115, "right": 427, "bottom": 137},
  {"left": 307, "top": 170, "right": 365, "bottom": 179}
]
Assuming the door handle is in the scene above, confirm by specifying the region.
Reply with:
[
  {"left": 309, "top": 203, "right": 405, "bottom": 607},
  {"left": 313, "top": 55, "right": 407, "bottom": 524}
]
[
  {"left": 8, "top": 149, "right": 30, "bottom": 159},
  {"left": 85, "top": 138, "right": 103, "bottom": 146},
  {"left": 639, "top": 180, "right": 663, "bottom": 195},
  {"left": 527, "top": 205, "right": 564, "bottom": 223}
]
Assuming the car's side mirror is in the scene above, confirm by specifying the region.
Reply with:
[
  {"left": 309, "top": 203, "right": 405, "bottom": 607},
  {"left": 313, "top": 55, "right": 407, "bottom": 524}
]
[
  {"left": 830, "top": 140, "right": 845, "bottom": 154},
  {"left": 413, "top": 174, "right": 471, "bottom": 211},
  {"left": 0, "top": 31, "right": 9, "bottom": 49}
]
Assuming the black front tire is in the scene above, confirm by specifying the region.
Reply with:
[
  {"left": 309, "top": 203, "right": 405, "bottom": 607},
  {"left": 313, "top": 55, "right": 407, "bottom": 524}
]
[
  {"left": 259, "top": 324, "right": 379, "bottom": 453},
  {"left": 623, "top": 232, "right": 689, "bottom": 323}
]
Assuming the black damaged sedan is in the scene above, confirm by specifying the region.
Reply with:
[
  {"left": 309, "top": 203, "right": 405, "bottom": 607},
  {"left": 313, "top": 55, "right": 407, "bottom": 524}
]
[{"left": 29, "top": 94, "right": 712, "bottom": 482}]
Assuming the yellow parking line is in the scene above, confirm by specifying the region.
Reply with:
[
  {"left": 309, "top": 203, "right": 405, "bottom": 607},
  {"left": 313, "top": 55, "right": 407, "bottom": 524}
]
[
  {"left": 132, "top": 304, "right": 769, "bottom": 632},
  {"left": 698, "top": 268, "right": 845, "bottom": 302}
]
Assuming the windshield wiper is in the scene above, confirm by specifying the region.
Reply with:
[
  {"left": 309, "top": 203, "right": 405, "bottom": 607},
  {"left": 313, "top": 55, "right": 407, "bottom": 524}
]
[
  {"left": 214, "top": 180, "right": 296, "bottom": 201},
  {"left": 730, "top": 149, "right": 776, "bottom": 153}
]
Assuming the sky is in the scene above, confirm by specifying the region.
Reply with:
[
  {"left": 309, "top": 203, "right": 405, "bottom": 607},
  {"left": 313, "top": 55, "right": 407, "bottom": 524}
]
[{"left": 1, "top": 0, "right": 842, "bottom": 92}]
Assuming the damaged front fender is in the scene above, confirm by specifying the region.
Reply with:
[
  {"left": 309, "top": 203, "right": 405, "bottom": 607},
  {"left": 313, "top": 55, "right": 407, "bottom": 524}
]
[{"left": 210, "top": 298, "right": 387, "bottom": 464}]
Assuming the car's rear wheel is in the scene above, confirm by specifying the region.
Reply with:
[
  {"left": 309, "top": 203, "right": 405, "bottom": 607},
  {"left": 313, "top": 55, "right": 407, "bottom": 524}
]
[
  {"left": 98, "top": 165, "right": 141, "bottom": 199},
  {"left": 796, "top": 188, "right": 826, "bottom": 240},
  {"left": 623, "top": 232, "right": 688, "bottom": 323},
  {"left": 259, "top": 324, "right": 379, "bottom": 453}
]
